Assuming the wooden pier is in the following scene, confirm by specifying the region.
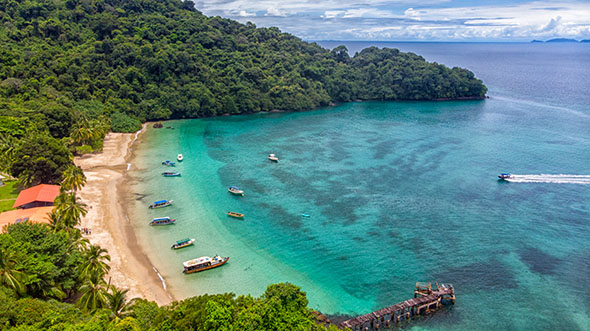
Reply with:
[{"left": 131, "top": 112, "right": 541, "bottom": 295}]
[{"left": 338, "top": 282, "right": 455, "bottom": 330}]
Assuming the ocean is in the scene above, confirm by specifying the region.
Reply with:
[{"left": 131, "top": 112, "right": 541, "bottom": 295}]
[{"left": 129, "top": 42, "right": 590, "bottom": 330}]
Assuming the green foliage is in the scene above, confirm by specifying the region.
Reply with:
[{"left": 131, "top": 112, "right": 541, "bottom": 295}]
[
  {"left": 0, "top": 180, "right": 19, "bottom": 213},
  {"left": 0, "top": 0, "right": 485, "bottom": 132},
  {"left": 0, "top": 224, "right": 85, "bottom": 299},
  {"left": 9, "top": 134, "right": 73, "bottom": 187},
  {"left": 110, "top": 112, "right": 142, "bottom": 133}
]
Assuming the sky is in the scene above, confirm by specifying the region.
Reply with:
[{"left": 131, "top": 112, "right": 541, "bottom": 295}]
[{"left": 193, "top": 0, "right": 590, "bottom": 41}]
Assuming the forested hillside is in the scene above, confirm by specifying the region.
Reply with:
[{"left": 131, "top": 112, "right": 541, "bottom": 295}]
[{"left": 0, "top": 0, "right": 486, "bottom": 128}]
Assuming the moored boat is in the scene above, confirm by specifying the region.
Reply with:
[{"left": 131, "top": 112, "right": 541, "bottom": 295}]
[
  {"left": 150, "top": 217, "right": 175, "bottom": 226},
  {"left": 227, "top": 211, "right": 244, "bottom": 219},
  {"left": 162, "top": 160, "right": 176, "bottom": 167},
  {"left": 183, "top": 255, "right": 229, "bottom": 274},
  {"left": 177, "top": 154, "right": 184, "bottom": 162},
  {"left": 268, "top": 153, "right": 279, "bottom": 162},
  {"left": 228, "top": 186, "right": 244, "bottom": 196},
  {"left": 162, "top": 171, "right": 181, "bottom": 177},
  {"left": 149, "top": 200, "right": 173, "bottom": 209},
  {"left": 171, "top": 238, "right": 195, "bottom": 249},
  {"left": 498, "top": 173, "right": 514, "bottom": 180}
]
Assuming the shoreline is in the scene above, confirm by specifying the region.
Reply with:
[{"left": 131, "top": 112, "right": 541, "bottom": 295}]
[{"left": 75, "top": 123, "right": 173, "bottom": 305}]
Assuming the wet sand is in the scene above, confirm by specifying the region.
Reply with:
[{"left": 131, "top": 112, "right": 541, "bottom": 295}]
[{"left": 75, "top": 126, "right": 173, "bottom": 305}]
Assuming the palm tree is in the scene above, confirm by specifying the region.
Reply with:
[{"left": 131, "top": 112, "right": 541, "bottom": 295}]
[
  {"left": 54, "top": 192, "right": 87, "bottom": 227},
  {"left": 61, "top": 165, "right": 86, "bottom": 192},
  {"left": 79, "top": 245, "right": 111, "bottom": 280},
  {"left": 78, "top": 272, "right": 108, "bottom": 311},
  {"left": 46, "top": 209, "right": 65, "bottom": 232},
  {"left": 105, "top": 287, "right": 137, "bottom": 321},
  {"left": 0, "top": 134, "right": 18, "bottom": 172},
  {"left": 0, "top": 247, "right": 26, "bottom": 294}
]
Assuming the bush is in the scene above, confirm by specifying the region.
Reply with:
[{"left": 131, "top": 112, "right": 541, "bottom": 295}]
[
  {"left": 75, "top": 145, "right": 94, "bottom": 155},
  {"left": 110, "top": 112, "right": 142, "bottom": 133}
]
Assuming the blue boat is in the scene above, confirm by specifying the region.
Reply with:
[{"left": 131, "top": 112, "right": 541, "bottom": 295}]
[
  {"left": 162, "top": 160, "right": 176, "bottom": 167},
  {"left": 498, "top": 173, "right": 514, "bottom": 180},
  {"left": 149, "top": 200, "right": 173, "bottom": 209},
  {"left": 150, "top": 217, "right": 175, "bottom": 226},
  {"left": 162, "top": 171, "right": 181, "bottom": 177}
]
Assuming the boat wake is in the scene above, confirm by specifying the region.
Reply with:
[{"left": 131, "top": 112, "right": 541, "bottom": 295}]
[{"left": 505, "top": 174, "right": 590, "bottom": 184}]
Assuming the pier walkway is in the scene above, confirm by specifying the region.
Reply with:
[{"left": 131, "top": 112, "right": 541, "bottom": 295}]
[{"left": 339, "top": 282, "right": 455, "bottom": 330}]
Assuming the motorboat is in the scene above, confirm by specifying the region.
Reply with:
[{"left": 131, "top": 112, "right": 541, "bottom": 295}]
[
  {"left": 228, "top": 186, "right": 244, "bottom": 196},
  {"left": 150, "top": 217, "right": 176, "bottom": 226},
  {"left": 268, "top": 153, "right": 279, "bottom": 162},
  {"left": 171, "top": 238, "right": 195, "bottom": 249},
  {"left": 498, "top": 173, "right": 514, "bottom": 180},
  {"left": 162, "top": 171, "right": 181, "bottom": 177},
  {"left": 183, "top": 255, "right": 229, "bottom": 274},
  {"left": 149, "top": 200, "right": 173, "bottom": 209},
  {"left": 177, "top": 154, "right": 184, "bottom": 162},
  {"left": 162, "top": 160, "right": 176, "bottom": 167}
]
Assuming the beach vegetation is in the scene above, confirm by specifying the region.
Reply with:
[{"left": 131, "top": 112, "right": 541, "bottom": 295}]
[{"left": 9, "top": 134, "right": 73, "bottom": 187}]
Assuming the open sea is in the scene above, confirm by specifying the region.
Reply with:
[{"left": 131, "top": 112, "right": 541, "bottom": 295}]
[{"left": 129, "top": 42, "right": 590, "bottom": 330}]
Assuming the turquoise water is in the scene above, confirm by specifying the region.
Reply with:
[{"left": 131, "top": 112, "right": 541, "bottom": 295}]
[{"left": 130, "top": 43, "right": 590, "bottom": 330}]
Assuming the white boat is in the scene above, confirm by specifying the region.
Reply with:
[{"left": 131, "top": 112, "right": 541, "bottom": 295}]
[
  {"left": 177, "top": 154, "right": 184, "bottom": 162},
  {"left": 183, "top": 255, "right": 229, "bottom": 274},
  {"left": 228, "top": 186, "right": 244, "bottom": 196},
  {"left": 268, "top": 153, "right": 279, "bottom": 162}
]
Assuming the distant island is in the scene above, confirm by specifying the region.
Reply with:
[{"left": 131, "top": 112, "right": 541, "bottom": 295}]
[{"left": 531, "top": 38, "right": 585, "bottom": 43}]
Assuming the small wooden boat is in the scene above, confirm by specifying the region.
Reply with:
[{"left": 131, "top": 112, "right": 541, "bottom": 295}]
[
  {"left": 183, "top": 255, "right": 229, "bottom": 274},
  {"left": 149, "top": 200, "right": 173, "bottom": 209},
  {"left": 177, "top": 154, "right": 184, "bottom": 162},
  {"left": 162, "top": 160, "right": 176, "bottom": 167},
  {"left": 162, "top": 171, "right": 181, "bottom": 177},
  {"left": 228, "top": 186, "right": 244, "bottom": 196},
  {"left": 227, "top": 211, "right": 244, "bottom": 219},
  {"left": 171, "top": 238, "right": 195, "bottom": 249},
  {"left": 150, "top": 217, "right": 175, "bottom": 226},
  {"left": 268, "top": 153, "right": 279, "bottom": 162}
]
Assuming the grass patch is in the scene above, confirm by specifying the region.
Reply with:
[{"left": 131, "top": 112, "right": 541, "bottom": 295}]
[{"left": 0, "top": 180, "right": 20, "bottom": 212}]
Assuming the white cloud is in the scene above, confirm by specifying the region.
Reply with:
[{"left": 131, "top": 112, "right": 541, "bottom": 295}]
[
  {"left": 238, "top": 10, "right": 256, "bottom": 17},
  {"left": 195, "top": 1, "right": 590, "bottom": 41},
  {"left": 265, "top": 7, "right": 287, "bottom": 17}
]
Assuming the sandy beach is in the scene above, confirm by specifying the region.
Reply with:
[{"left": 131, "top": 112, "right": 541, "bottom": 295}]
[{"left": 75, "top": 126, "right": 172, "bottom": 305}]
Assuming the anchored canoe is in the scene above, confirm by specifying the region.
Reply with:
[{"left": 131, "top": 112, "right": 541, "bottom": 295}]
[{"left": 227, "top": 211, "right": 244, "bottom": 219}]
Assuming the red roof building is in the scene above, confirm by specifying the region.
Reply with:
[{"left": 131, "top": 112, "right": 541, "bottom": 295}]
[{"left": 13, "top": 184, "right": 61, "bottom": 209}]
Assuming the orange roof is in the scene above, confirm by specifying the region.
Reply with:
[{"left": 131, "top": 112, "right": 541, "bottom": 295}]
[
  {"left": 0, "top": 206, "right": 53, "bottom": 232},
  {"left": 13, "top": 184, "right": 60, "bottom": 208}
]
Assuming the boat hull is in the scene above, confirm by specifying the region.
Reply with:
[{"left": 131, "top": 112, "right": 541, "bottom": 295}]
[
  {"left": 183, "top": 257, "right": 229, "bottom": 274},
  {"left": 150, "top": 220, "right": 175, "bottom": 226},
  {"left": 227, "top": 212, "right": 244, "bottom": 219}
]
